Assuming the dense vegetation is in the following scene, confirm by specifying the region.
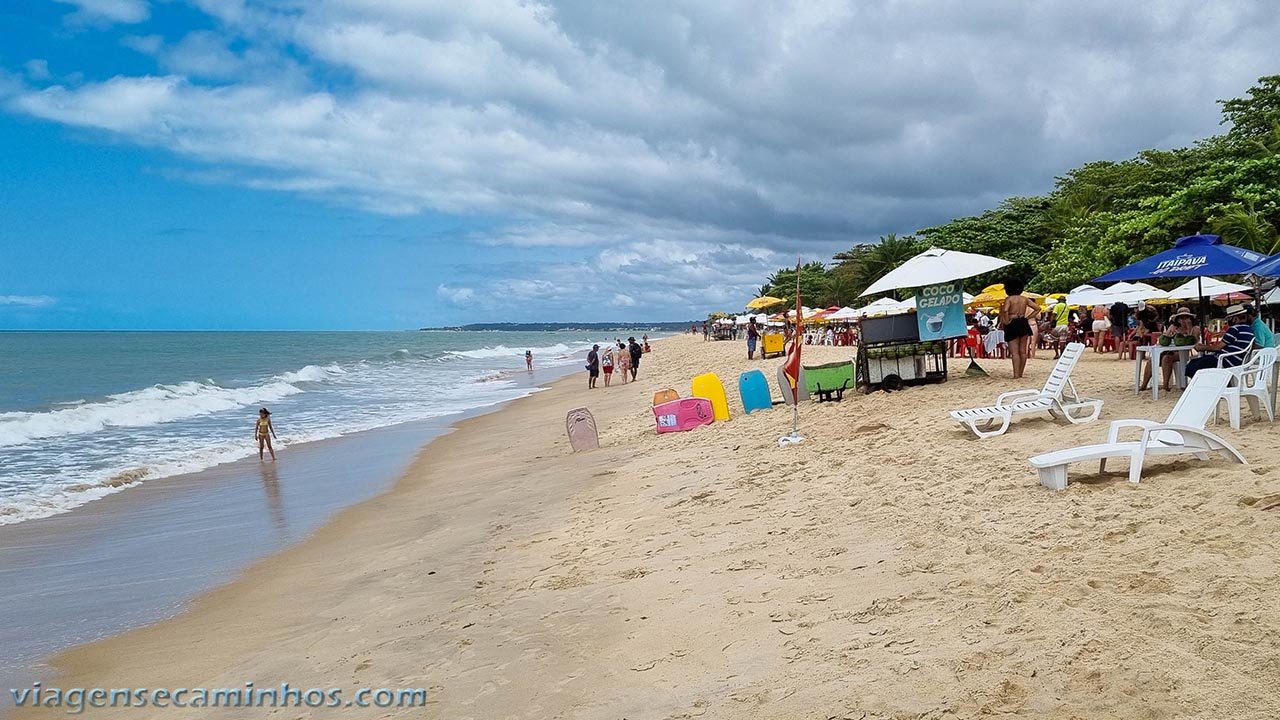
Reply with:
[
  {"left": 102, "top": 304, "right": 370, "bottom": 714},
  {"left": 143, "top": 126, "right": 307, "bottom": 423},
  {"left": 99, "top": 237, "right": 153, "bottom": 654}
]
[{"left": 757, "top": 75, "right": 1280, "bottom": 308}]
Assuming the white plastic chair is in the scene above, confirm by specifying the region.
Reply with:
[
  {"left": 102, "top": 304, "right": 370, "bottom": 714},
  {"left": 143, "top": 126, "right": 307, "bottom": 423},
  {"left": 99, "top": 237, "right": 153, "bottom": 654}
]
[
  {"left": 1214, "top": 340, "right": 1254, "bottom": 375},
  {"left": 1218, "top": 347, "right": 1277, "bottom": 429},
  {"left": 1029, "top": 369, "right": 1245, "bottom": 489},
  {"left": 949, "top": 342, "right": 1102, "bottom": 438}
]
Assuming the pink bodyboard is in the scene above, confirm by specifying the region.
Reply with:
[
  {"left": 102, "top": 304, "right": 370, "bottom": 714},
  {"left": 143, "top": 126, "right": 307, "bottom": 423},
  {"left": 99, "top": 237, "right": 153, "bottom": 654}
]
[
  {"left": 566, "top": 407, "right": 599, "bottom": 452},
  {"left": 653, "top": 398, "right": 715, "bottom": 434}
]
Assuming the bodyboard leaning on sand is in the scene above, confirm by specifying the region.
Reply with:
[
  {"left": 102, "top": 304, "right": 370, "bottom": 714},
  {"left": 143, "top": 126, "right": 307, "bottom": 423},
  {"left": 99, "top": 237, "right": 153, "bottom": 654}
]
[
  {"left": 652, "top": 388, "right": 680, "bottom": 406},
  {"left": 565, "top": 407, "right": 599, "bottom": 452},
  {"left": 776, "top": 365, "right": 809, "bottom": 404},
  {"left": 691, "top": 373, "right": 731, "bottom": 421},
  {"left": 738, "top": 369, "right": 772, "bottom": 414},
  {"left": 653, "top": 398, "right": 715, "bottom": 433}
]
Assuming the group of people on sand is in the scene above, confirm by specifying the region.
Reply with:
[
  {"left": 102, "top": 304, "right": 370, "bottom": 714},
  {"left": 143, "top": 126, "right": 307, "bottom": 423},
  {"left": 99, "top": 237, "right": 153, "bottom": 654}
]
[
  {"left": 995, "top": 279, "right": 1272, "bottom": 386},
  {"left": 585, "top": 336, "right": 647, "bottom": 389}
]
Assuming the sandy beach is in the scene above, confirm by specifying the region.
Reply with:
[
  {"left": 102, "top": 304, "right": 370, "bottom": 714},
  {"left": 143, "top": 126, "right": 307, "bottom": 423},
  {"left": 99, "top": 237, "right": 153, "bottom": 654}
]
[{"left": 17, "top": 333, "right": 1280, "bottom": 719}]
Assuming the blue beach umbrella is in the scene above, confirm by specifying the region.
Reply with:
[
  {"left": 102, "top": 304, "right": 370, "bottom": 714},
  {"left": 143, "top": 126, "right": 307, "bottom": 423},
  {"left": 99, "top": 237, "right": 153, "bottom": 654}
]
[
  {"left": 1244, "top": 252, "right": 1280, "bottom": 278},
  {"left": 1094, "top": 234, "right": 1268, "bottom": 284},
  {"left": 1094, "top": 235, "right": 1268, "bottom": 319}
]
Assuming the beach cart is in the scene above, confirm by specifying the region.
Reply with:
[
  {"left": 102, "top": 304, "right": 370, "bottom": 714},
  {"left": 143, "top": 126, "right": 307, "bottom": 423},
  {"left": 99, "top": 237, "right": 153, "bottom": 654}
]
[
  {"left": 856, "top": 314, "right": 947, "bottom": 391},
  {"left": 761, "top": 332, "right": 786, "bottom": 358}
]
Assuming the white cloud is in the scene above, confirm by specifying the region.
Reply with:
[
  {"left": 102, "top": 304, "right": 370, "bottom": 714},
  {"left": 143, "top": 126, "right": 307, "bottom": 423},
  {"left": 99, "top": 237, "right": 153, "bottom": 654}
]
[
  {"left": 0, "top": 295, "right": 57, "bottom": 308},
  {"left": 56, "top": 0, "right": 149, "bottom": 25},
  {"left": 23, "top": 60, "right": 51, "bottom": 82},
  {"left": 10, "top": 1, "right": 1280, "bottom": 318},
  {"left": 435, "top": 285, "right": 475, "bottom": 304}
]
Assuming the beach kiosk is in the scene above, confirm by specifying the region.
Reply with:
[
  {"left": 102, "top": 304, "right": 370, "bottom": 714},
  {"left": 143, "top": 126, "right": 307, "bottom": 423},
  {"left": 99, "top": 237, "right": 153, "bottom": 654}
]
[
  {"left": 855, "top": 303, "right": 948, "bottom": 391},
  {"left": 855, "top": 248, "right": 1014, "bottom": 391}
]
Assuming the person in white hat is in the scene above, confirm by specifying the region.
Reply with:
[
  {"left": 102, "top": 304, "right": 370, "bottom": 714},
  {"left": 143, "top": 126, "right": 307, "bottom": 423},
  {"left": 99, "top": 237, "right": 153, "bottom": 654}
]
[{"left": 1185, "top": 304, "right": 1255, "bottom": 379}]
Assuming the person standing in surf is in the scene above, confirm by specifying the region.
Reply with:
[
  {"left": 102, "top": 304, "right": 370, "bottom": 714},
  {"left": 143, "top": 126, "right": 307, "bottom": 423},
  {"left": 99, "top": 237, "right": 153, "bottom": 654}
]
[
  {"left": 525, "top": 350, "right": 533, "bottom": 371},
  {"left": 255, "top": 408, "right": 278, "bottom": 461}
]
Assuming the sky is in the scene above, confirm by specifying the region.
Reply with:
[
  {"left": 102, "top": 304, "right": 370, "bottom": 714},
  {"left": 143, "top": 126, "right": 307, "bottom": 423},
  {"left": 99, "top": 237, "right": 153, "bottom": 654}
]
[{"left": 0, "top": 1, "right": 1277, "bottom": 329}]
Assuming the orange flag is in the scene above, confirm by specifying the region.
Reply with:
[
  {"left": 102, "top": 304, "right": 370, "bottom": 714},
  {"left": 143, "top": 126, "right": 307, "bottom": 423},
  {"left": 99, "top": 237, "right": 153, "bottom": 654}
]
[{"left": 783, "top": 257, "right": 803, "bottom": 402}]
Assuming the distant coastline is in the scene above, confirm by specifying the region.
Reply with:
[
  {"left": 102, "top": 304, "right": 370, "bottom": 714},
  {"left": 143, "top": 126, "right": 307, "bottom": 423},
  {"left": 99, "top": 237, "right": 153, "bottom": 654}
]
[{"left": 421, "top": 322, "right": 696, "bottom": 332}]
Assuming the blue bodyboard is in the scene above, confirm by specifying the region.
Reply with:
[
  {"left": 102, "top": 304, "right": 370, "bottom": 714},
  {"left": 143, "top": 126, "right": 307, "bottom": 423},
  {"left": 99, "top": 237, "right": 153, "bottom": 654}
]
[{"left": 739, "top": 369, "right": 772, "bottom": 414}]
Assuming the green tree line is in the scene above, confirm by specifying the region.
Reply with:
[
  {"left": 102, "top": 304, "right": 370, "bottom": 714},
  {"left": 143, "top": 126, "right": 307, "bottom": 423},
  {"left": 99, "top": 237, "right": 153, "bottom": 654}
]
[{"left": 756, "top": 74, "right": 1280, "bottom": 308}]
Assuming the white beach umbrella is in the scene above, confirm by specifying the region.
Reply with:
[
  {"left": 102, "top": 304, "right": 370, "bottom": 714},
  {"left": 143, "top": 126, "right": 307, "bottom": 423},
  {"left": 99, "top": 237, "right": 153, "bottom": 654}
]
[
  {"left": 1167, "top": 276, "right": 1252, "bottom": 299},
  {"left": 1066, "top": 284, "right": 1109, "bottom": 307},
  {"left": 897, "top": 293, "right": 976, "bottom": 311},
  {"left": 1263, "top": 287, "right": 1280, "bottom": 305},
  {"left": 855, "top": 297, "right": 909, "bottom": 317},
  {"left": 860, "top": 247, "right": 1012, "bottom": 297},
  {"left": 826, "top": 306, "right": 860, "bottom": 320}
]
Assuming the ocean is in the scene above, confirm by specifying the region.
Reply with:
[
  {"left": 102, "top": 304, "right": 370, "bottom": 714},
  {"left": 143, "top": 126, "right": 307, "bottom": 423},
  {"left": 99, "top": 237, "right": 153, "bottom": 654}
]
[{"left": 0, "top": 330, "right": 613, "bottom": 526}]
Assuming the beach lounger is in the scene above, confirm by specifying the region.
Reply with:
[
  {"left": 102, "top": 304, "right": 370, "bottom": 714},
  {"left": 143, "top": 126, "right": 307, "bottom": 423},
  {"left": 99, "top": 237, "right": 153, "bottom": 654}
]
[
  {"left": 1029, "top": 369, "right": 1245, "bottom": 490},
  {"left": 948, "top": 342, "right": 1101, "bottom": 438}
]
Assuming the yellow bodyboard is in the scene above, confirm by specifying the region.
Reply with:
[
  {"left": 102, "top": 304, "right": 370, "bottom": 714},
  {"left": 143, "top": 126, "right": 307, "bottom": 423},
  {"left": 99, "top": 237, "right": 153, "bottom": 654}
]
[{"left": 691, "top": 372, "right": 730, "bottom": 421}]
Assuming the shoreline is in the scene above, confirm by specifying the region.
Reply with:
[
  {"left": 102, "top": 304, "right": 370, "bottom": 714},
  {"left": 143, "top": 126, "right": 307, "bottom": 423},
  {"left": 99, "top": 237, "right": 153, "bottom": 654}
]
[
  {"left": 0, "top": 356, "right": 587, "bottom": 699},
  {"left": 11, "top": 334, "right": 1280, "bottom": 719}
]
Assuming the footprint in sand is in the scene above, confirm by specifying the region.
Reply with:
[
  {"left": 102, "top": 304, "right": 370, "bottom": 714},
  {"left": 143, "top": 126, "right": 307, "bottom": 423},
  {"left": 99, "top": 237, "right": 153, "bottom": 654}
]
[{"left": 1239, "top": 493, "right": 1280, "bottom": 511}]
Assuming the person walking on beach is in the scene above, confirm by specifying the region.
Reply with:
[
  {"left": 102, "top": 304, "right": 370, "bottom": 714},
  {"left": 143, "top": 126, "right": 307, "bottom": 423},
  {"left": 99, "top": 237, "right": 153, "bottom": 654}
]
[
  {"left": 1090, "top": 304, "right": 1109, "bottom": 352},
  {"left": 586, "top": 345, "right": 600, "bottom": 389},
  {"left": 998, "top": 279, "right": 1037, "bottom": 379},
  {"left": 613, "top": 342, "right": 629, "bottom": 384},
  {"left": 525, "top": 350, "right": 533, "bottom": 371},
  {"left": 255, "top": 408, "right": 278, "bottom": 461},
  {"left": 1109, "top": 300, "right": 1131, "bottom": 359},
  {"left": 601, "top": 345, "right": 614, "bottom": 386},
  {"left": 627, "top": 337, "right": 642, "bottom": 380},
  {"left": 746, "top": 317, "right": 761, "bottom": 359}
]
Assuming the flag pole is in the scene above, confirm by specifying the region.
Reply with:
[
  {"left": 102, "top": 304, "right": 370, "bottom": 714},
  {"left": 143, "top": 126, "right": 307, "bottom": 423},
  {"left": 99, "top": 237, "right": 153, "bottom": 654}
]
[{"left": 780, "top": 255, "right": 804, "bottom": 446}]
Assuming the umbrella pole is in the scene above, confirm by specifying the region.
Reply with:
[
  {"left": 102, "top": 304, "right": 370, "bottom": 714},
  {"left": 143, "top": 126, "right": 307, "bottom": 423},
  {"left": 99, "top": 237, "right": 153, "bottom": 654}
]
[
  {"left": 1198, "top": 276, "right": 1208, "bottom": 329},
  {"left": 964, "top": 343, "right": 988, "bottom": 377}
]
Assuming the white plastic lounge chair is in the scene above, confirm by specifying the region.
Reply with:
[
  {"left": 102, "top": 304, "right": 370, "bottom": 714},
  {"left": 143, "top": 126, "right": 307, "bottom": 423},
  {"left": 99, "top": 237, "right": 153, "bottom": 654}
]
[
  {"left": 1029, "top": 369, "right": 1246, "bottom": 490},
  {"left": 1217, "top": 347, "right": 1277, "bottom": 429},
  {"left": 949, "top": 342, "right": 1101, "bottom": 438}
]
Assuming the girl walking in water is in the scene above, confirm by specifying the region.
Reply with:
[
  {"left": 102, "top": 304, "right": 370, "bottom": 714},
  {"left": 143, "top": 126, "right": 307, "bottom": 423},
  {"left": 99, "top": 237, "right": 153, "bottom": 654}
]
[{"left": 255, "top": 408, "right": 278, "bottom": 461}]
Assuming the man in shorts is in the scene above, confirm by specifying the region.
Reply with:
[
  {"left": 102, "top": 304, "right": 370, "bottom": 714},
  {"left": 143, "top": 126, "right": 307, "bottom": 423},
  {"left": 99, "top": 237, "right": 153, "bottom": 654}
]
[
  {"left": 586, "top": 344, "right": 600, "bottom": 389},
  {"left": 1109, "top": 300, "right": 1130, "bottom": 357}
]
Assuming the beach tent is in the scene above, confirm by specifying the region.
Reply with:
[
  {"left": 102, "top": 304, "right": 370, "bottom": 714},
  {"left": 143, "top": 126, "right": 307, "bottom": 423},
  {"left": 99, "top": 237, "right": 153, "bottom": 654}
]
[{"left": 860, "top": 247, "right": 1012, "bottom": 297}]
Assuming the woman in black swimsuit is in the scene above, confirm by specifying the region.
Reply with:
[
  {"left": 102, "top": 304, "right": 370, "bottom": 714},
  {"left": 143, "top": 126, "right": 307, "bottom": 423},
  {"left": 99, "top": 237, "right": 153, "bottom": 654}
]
[{"left": 999, "top": 278, "right": 1037, "bottom": 379}]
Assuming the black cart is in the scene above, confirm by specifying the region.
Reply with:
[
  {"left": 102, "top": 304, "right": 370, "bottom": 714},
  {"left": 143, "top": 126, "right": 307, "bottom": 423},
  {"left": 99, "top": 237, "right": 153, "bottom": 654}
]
[{"left": 855, "top": 313, "right": 948, "bottom": 391}]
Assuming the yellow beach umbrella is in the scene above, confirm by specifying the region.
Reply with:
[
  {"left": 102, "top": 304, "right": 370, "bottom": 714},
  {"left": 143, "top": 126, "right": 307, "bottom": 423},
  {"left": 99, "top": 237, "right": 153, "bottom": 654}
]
[
  {"left": 968, "top": 283, "right": 1043, "bottom": 306},
  {"left": 746, "top": 296, "right": 786, "bottom": 310}
]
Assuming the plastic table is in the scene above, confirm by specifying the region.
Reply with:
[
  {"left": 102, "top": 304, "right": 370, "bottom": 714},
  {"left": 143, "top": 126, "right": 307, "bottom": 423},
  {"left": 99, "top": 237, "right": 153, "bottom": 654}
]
[{"left": 1133, "top": 344, "right": 1193, "bottom": 400}]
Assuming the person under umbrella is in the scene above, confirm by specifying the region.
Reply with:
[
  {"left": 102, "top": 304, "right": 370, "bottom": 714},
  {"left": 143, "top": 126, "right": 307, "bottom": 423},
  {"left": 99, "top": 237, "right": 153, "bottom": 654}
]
[{"left": 1185, "top": 305, "right": 1255, "bottom": 379}]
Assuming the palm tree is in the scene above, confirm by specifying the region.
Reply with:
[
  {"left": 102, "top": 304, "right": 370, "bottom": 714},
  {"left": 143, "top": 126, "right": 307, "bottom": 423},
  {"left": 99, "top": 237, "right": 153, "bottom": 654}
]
[{"left": 831, "top": 234, "right": 922, "bottom": 299}]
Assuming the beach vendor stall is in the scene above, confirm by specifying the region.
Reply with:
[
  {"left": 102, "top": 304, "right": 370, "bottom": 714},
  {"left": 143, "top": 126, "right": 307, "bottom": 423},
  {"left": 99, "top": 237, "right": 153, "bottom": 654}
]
[{"left": 855, "top": 247, "right": 1012, "bottom": 391}]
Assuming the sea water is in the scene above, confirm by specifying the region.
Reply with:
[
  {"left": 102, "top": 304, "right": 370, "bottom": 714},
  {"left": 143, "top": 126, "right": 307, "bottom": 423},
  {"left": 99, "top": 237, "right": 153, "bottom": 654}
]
[{"left": 0, "top": 331, "right": 609, "bottom": 525}]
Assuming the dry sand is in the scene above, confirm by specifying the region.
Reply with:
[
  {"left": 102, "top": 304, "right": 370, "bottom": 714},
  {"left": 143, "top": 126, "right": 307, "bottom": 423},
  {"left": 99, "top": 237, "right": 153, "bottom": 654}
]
[{"left": 18, "top": 334, "right": 1280, "bottom": 719}]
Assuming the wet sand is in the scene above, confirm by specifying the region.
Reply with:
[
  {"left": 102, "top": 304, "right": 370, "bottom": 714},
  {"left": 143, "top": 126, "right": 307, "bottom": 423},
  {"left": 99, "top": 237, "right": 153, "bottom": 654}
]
[{"left": 12, "top": 334, "right": 1280, "bottom": 719}]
